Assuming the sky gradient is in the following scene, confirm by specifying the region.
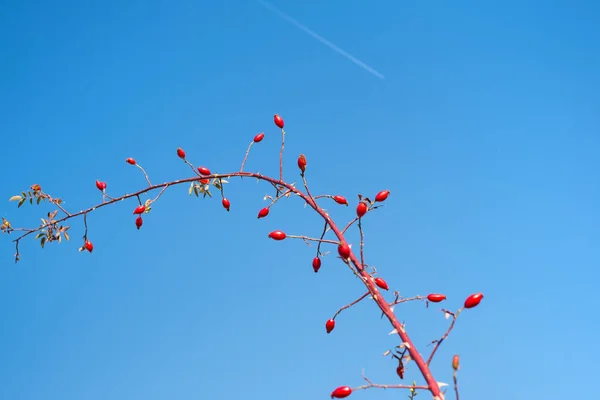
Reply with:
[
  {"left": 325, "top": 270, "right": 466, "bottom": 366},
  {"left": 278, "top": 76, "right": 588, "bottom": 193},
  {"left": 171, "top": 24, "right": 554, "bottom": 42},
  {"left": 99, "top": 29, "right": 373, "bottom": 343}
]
[{"left": 1, "top": 1, "right": 599, "bottom": 399}]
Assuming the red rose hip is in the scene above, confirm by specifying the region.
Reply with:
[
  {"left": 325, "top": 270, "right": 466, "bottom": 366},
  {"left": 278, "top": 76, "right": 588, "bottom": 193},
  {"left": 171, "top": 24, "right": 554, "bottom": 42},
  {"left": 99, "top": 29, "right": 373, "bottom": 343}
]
[
  {"left": 464, "top": 292, "right": 484, "bottom": 309},
  {"left": 325, "top": 318, "right": 335, "bottom": 333},
  {"left": 274, "top": 114, "right": 284, "bottom": 129},
  {"left": 297, "top": 154, "right": 307, "bottom": 173},
  {"left": 197, "top": 167, "right": 211, "bottom": 176},
  {"left": 375, "top": 190, "right": 390, "bottom": 202},
  {"left": 133, "top": 205, "right": 146, "bottom": 214},
  {"left": 374, "top": 277, "right": 389, "bottom": 290},
  {"left": 253, "top": 132, "right": 264, "bottom": 143},
  {"left": 356, "top": 202, "right": 368, "bottom": 218},
  {"left": 333, "top": 196, "right": 348, "bottom": 206},
  {"left": 268, "top": 230, "right": 286, "bottom": 241},
  {"left": 95, "top": 180, "right": 106, "bottom": 191},
  {"left": 135, "top": 216, "right": 143, "bottom": 230},
  {"left": 330, "top": 386, "right": 352, "bottom": 399},
  {"left": 257, "top": 207, "right": 269, "bottom": 219},
  {"left": 338, "top": 243, "right": 351, "bottom": 259},
  {"left": 222, "top": 198, "right": 231, "bottom": 211},
  {"left": 312, "top": 256, "right": 321, "bottom": 273},
  {"left": 84, "top": 240, "right": 93, "bottom": 253},
  {"left": 177, "top": 147, "right": 186, "bottom": 159},
  {"left": 126, "top": 158, "right": 136, "bottom": 165},
  {"left": 427, "top": 294, "right": 447, "bottom": 303}
]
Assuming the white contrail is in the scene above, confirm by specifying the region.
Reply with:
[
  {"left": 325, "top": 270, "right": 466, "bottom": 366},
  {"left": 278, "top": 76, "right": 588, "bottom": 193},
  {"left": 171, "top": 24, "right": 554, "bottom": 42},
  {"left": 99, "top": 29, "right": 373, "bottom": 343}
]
[{"left": 256, "top": 0, "right": 385, "bottom": 79}]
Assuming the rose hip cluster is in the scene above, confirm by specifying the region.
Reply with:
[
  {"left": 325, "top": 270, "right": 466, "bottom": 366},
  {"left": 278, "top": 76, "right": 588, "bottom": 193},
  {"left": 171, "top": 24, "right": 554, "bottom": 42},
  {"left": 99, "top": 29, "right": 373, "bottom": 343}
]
[{"left": 13, "top": 112, "right": 485, "bottom": 399}]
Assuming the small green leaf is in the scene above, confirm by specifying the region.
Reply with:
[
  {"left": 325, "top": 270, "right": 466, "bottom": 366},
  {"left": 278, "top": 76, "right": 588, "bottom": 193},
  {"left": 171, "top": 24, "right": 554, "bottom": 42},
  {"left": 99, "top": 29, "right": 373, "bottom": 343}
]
[
  {"left": 35, "top": 233, "right": 44, "bottom": 239},
  {"left": 37, "top": 197, "right": 42, "bottom": 205},
  {"left": 29, "top": 197, "right": 33, "bottom": 204},
  {"left": 40, "top": 237, "right": 46, "bottom": 248},
  {"left": 18, "top": 199, "right": 25, "bottom": 208}
]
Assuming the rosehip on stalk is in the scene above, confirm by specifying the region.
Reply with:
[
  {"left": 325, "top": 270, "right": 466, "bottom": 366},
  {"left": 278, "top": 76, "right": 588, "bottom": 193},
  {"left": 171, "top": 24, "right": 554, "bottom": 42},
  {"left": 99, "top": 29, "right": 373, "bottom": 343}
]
[
  {"left": 198, "top": 167, "right": 211, "bottom": 176},
  {"left": 268, "top": 230, "right": 286, "bottom": 241},
  {"left": 332, "top": 196, "right": 348, "bottom": 206},
  {"left": 375, "top": 190, "right": 390, "bottom": 202},
  {"left": 452, "top": 355, "right": 460, "bottom": 371},
  {"left": 312, "top": 256, "right": 321, "bottom": 273},
  {"left": 222, "top": 198, "right": 231, "bottom": 212},
  {"left": 464, "top": 292, "right": 484, "bottom": 309},
  {"left": 374, "top": 277, "right": 389, "bottom": 291},
  {"left": 253, "top": 132, "right": 264, "bottom": 143},
  {"left": 95, "top": 180, "right": 107, "bottom": 191},
  {"left": 427, "top": 293, "right": 447, "bottom": 303},
  {"left": 177, "top": 147, "right": 186, "bottom": 159},
  {"left": 126, "top": 158, "right": 136, "bottom": 165},
  {"left": 274, "top": 114, "right": 284, "bottom": 129},
  {"left": 200, "top": 178, "right": 210, "bottom": 185},
  {"left": 135, "top": 216, "right": 143, "bottom": 230},
  {"left": 297, "top": 154, "right": 307, "bottom": 173},
  {"left": 133, "top": 205, "right": 146, "bottom": 214},
  {"left": 356, "top": 202, "right": 368, "bottom": 218},
  {"left": 325, "top": 318, "right": 335, "bottom": 333},
  {"left": 396, "top": 364, "right": 404, "bottom": 379},
  {"left": 330, "top": 386, "right": 352, "bottom": 399},
  {"left": 338, "top": 243, "right": 351, "bottom": 259},
  {"left": 257, "top": 207, "right": 269, "bottom": 219},
  {"left": 84, "top": 240, "right": 93, "bottom": 253}
]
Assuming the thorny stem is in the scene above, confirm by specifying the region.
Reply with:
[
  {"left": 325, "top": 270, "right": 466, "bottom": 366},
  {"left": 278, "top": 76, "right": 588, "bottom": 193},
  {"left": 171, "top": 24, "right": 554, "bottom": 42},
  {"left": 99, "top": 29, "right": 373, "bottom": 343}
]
[
  {"left": 6, "top": 169, "right": 443, "bottom": 399},
  {"left": 426, "top": 310, "right": 460, "bottom": 366},
  {"left": 285, "top": 235, "right": 339, "bottom": 245}
]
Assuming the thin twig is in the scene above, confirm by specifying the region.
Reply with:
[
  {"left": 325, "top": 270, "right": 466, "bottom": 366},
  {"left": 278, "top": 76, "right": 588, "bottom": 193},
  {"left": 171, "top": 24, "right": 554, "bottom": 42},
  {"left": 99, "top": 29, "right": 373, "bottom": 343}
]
[{"left": 426, "top": 310, "right": 459, "bottom": 366}]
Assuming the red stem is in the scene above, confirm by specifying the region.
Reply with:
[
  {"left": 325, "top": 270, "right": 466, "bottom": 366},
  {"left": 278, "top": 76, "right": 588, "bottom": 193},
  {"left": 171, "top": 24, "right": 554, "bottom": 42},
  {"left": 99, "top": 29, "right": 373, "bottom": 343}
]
[{"left": 10, "top": 170, "right": 441, "bottom": 398}]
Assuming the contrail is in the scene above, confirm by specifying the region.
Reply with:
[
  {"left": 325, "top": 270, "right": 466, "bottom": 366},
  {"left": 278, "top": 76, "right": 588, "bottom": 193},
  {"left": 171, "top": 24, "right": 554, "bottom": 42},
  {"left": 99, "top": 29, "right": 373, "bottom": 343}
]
[{"left": 256, "top": 0, "right": 385, "bottom": 79}]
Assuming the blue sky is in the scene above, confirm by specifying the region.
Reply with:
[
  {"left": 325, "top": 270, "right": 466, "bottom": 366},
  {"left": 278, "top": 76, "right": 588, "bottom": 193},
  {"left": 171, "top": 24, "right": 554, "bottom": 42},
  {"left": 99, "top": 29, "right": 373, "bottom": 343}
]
[{"left": 1, "top": 0, "right": 599, "bottom": 399}]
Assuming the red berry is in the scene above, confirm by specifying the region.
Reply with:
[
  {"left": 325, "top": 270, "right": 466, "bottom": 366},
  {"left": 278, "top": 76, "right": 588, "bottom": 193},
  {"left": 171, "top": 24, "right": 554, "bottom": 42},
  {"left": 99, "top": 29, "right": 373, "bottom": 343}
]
[
  {"left": 257, "top": 207, "right": 270, "bottom": 219},
  {"left": 375, "top": 190, "right": 390, "bottom": 202},
  {"left": 253, "top": 132, "right": 264, "bottom": 143},
  {"left": 427, "top": 293, "right": 447, "bottom": 303},
  {"left": 325, "top": 318, "right": 335, "bottom": 333},
  {"left": 330, "top": 386, "right": 352, "bottom": 399},
  {"left": 222, "top": 198, "right": 231, "bottom": 211},
  {"left": 452, "top": 355, "right": 460, "bottom": 371},
  {"left": 198, "top": 167, "right": 211, "bottom": 175},
  {"left": 464, "top": 292, "right": 484, "bottom": 309},
  {"left": 135, "top": 216, "right": 143, "bottom": 230},
  {"left": 396, "top": 365, "right": 404, "bottom": 379},
  {"left": 374, "top": 277, "right": 389, "bottom": 290},
  {"left": 356, "top": 202, "right": 368, "bottom": 218},
  {"left": 333, "top": 196, "right": 348, "bottom": 206},
  {"left": 133, "top": 205, "right": 146, "bottom": 214},
  {"left": 95, "top": 180, "right": 106, "bottom": 191},
  {"left": 199, "top": 178, "right": 210, "bottom": 185},
  {"left": 312, "top": 256, "right": 321, "bottom": 273},
  {"left": 84, "top": 240, "right": 93, "bottom": 253},
  {"left": 338, "top": 243, "right": 351, "bottom": 259},
  {"left": 177, "top": 147, "right": 186, "bottom": 159},
  {"left": 126, "top": 158, "right": 136, "bottom": 165},
  {"left": 268, "top": 230, "right": 286, "bottom": 241},
  {"left": 274, "top": 114, "right": 284, "bottom": 129},
  {"left": 297, "top": 154, "right": 307, "bottom": 173}
]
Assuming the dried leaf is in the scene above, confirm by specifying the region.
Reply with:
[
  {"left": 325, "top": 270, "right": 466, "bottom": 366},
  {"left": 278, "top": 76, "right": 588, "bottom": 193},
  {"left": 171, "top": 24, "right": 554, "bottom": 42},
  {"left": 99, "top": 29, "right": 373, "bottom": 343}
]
[
  {"left": 35, "top": 233, "right": 44, "bottom": 239},
  {"left": 64, "top": 231, "right": 70, "bottom": 241},
  {"left": 9, "top": 195, "right": 22, "bottom": 202}
]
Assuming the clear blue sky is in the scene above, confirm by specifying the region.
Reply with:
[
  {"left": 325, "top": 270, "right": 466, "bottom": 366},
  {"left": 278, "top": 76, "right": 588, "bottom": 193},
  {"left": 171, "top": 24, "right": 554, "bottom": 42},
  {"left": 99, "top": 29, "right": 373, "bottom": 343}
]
[{"left": 1, "top": 0, "right": 599, "bottom": 399}]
